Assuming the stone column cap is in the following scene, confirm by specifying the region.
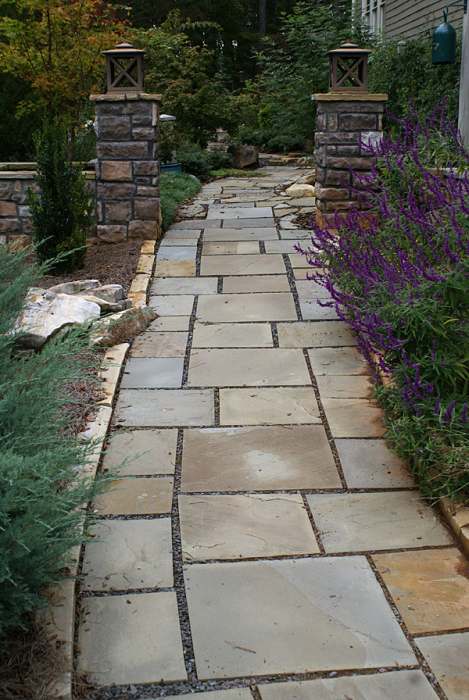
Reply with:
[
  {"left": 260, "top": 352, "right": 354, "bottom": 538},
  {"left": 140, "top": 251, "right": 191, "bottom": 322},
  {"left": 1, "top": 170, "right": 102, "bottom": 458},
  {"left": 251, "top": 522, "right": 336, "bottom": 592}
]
[
  {"left": 313, "top": 92, "right": 388, "bottom": 102},
  {"left": 90, "top": 92, "right": 162, "bottom": 102}
]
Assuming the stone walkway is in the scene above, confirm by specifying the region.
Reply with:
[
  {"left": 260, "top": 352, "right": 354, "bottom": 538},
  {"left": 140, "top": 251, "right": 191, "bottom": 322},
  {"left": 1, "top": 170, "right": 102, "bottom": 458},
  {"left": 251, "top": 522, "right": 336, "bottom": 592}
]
[{"left": 77, "top": 167, "right": 469, "bottom": 700}]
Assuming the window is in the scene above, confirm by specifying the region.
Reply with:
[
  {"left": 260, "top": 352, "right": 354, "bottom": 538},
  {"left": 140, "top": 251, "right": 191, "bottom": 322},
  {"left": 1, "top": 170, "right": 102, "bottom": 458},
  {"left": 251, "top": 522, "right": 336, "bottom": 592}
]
[{"left": 361, "top": 0, "right": 385, "bottom": 34}]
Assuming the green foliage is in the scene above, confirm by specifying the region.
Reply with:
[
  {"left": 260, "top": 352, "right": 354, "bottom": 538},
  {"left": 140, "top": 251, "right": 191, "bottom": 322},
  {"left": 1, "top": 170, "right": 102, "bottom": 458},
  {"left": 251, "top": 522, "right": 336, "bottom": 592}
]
[
  {"left": 210, "top": 167, "right": 265, "bottom": 179},
  {"left": 368, "top": 34, "right": 460, "bottom": 126},
  {"left": 29, "top": 121, "right": 92, "bottom": 273},
  {"left": 0, "top": 247, "right": 98, "bottom": 638},
  {"left": 176, "top": 142, "right": 233, "bottom": 181},
  {"left": 160, "top": 172, "right": 201, "bottom": 230}
]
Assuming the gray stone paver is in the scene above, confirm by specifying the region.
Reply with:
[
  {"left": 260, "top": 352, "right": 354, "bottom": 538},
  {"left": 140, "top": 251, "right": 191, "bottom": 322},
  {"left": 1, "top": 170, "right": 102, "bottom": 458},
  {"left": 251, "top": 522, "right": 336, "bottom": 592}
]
[{"left": 77, "top": 167, "right": 462, "bottom": 693}]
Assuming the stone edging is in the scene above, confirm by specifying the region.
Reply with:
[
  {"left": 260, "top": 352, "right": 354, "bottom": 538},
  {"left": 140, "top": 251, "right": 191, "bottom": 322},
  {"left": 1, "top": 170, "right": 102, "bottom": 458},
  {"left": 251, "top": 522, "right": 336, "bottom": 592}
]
[{"left": 44, "top": 239, "right": 156, "bottom": 699}]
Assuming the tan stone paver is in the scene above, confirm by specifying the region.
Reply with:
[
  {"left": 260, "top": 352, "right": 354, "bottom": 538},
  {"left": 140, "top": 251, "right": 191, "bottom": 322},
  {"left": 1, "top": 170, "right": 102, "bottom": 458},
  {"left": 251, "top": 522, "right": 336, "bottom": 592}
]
[
  {"left": 179, "top": 494, "right": 319, "bottom": 560},
  {"left": 417, "top": 633, "right": 469, "bottom": 700},
  {"left": 77, "top": 167, "right": 466, "bottom": 694}
]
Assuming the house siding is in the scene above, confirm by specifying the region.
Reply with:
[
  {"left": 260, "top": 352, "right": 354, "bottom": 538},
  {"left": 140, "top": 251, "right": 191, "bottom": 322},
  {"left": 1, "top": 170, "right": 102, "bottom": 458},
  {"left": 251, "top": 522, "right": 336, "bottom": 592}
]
[{"left": 385, "top": 0, "right": 465, "bottom": 39}]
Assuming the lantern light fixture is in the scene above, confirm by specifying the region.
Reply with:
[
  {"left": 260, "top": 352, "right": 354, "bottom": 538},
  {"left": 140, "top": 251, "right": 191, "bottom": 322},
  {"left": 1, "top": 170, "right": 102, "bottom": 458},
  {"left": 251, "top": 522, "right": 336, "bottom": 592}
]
[
  {"left": 102, "top": 42, "right": 145, "bottom": 93},
  {"left": 328, "top": 42, "right": 372, "bottom": 93}
]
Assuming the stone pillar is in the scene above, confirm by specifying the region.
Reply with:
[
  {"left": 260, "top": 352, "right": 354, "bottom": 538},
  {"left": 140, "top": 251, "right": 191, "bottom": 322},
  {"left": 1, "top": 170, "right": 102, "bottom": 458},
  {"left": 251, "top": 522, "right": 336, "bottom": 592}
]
[
  {"left": 90, "top": 92, "right": 162, "bottom": 242},
  {"left": 313, "top": 92, "right": 388, "bottom": 228}
]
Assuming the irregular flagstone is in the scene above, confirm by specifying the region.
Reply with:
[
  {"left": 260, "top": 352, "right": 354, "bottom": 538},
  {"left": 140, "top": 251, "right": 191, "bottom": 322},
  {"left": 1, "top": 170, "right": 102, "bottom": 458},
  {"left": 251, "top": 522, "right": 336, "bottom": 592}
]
[
  {"left": 336, "top": 439, "right": 414, "bottom": 488},
  {"left": 192, "top": 322, "right": 273, "bottom": 348},
  {"left": 131, "top": 331, "right": 188, "bottom": 357},
  {"left": 373, "top": 548, "right": 469, "bottom": 634},
  {"left": 92, "top": 476, "right": 173, "bottom": 515},
  {"left": 115, "top": 389, "right": 214, "bottom": 427},
  {"left": 416, "top": 632, "right": 469, "bottom": 700},
  {"left": 103, "top": 429, "right": 177, "bottom": 475},
  {"left": 196, "top": 293, "right": 297, "bottom": 323},
  {"left": 187, "top": 349, "right": 310, "bottom": 387},
  {"left": 200, "top": 253, "right": 285, "bottom": 276},
  {"left": 179, "top": 493, "right": 319, "bottom": 561},
  {"left": 222, "top": 275, "right": 290, "bottom": 293},
  {"left": 82, "top": 518, "right": 173, "bottom": 591},
  {"left": 77, "top": 592, "right": 186, "bottom": 685},
  {"left": 203, "top": 228, "right": 279, "bottom": 241},
  {"left": 121, "top": 357, "right": 184, "bottom": 389},
  {"left": 184, "top": 558, "right": 415, "bottom": 679},
  {"left": 307, "top": 492, "right": 452, "bottom": 552},
  {"left": 257, "top": 671, "right": 439, "bottom": 699},
  {"left": 220, "top": 387, "right": 321, "bottom": 425},
  {"left": 181, "top": 426, "right": 340, "bottom": 491},
  {"left": 151, "top": 277, "right": 218, "bottom": 295},
  {"left": 277, "top": 321, "right": 357, "bottom": 347}
]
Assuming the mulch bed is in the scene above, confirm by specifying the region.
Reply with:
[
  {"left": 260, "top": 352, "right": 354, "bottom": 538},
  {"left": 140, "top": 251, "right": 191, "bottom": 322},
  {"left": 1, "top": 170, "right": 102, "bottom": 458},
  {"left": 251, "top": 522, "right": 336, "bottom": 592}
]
[{"left": 39, "top": 239, "right": 142, "bottom": 296}]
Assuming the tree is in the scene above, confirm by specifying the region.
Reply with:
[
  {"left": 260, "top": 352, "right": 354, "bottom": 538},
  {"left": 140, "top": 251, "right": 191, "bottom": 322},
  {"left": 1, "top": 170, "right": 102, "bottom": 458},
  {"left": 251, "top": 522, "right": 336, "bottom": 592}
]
[{"left": 0, "top": 0, "right": 124, "bottom": 132}]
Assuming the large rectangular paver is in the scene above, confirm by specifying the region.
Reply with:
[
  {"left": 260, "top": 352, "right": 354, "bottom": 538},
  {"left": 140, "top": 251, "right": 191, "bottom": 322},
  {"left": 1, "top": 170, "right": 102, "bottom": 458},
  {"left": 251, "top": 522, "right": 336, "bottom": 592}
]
[
  {"left": 180, "top": 493, "right": 319, "bottom": 561},
  {"left": 115, "top": 389, "right": 214, "bottom": 427},
  {"left": 336, "top": 438, "right": 414, "bottom": 488},
  {"left": 193, "top": 322, "right": 273, "bottom": 348},
  {"left": 187, "top": 349, "right": 310, "bottom": 387},
  {"left": 373, "top": 549, "right": 469, "bottom": 634},
  {"left": 165, "top": 692, "right": 251, "bottom": 700},
  {"left": 77, "top": 592, "right": 186, "bottom": 685},
  {"left": 149, "top": 295, "right": 194, "bottom": 316},
  {"left": 316, "top": 374, "right": 373, "bottom": 399},
  {"left": 308, "top": 347, "right": 368, "bottom": 375},
  {"left": 220, "top": 387, "right": 320, "bottom": 425},
  {"left": 202, "top": 241, "right": 260, "bottom": 255},
  {"left": 93, "top": 477, "right": 173, "bottom": 515},
  {"left": 201, "top": 254, "right": 285, "bottom": 276},
  {"left": 121, "top": 358, "right": 184, "bottom": 389},
  {"left": 203, "top": 228, "right": 279, "bottom": 241},
  {"left": 151, "top": 277, "right": 218, "bottom": 295},
  {"left": 277, "top": 321, "right": 357, "bottom": 348},
  {"left": 417, "top": 632, "right": 469, "bottom": 700},
  {"left": 181, "top": 426, "right": 340, "bottom": 491},
  {"left": 196, "top": 293, "right": 297, "bottom": 323},
  {"left": 148, "top": 316, "right": 190, "bottom": 331},
  {"left": 184, "top": 558, "right": 414, "bottom": 679},
  {"left": 307, "top": 492, "right": 452, "bottom": 552},
  {"left": 258, "top": 671, "right": 438, "bottom": 699},
  {"left": 131, "top": 332, "right": 188, "bottom": 358},
  {"left": 82, "top": 518, "right": 173, "bottom": 591},
  {"left": 223, "top": 275, "right": 290, "bottom": 293},
  {"left": 322, "top": 398, "right": 385, "bottom": 437},
  {"left": 207, "top": 206, "right": 273, "bottom": 219},
  {"left": 103, "top": 429, "right": 177, "bottom": 475}
]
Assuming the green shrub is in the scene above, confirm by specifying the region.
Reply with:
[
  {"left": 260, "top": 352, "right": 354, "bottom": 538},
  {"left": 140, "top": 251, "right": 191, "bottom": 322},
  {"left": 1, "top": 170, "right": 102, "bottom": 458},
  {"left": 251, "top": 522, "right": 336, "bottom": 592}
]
[
  {"left": 0, "top": 247, "right": 98, "bottom": 638},
  {"left": 29, "top": 120, "right": 92, "bottom": 274},
  {"left": 160, "top": 172, "right": 201, "bottom": 230},
  {"left": 176, "top": 143, "right": 232, "bottom": 181}
]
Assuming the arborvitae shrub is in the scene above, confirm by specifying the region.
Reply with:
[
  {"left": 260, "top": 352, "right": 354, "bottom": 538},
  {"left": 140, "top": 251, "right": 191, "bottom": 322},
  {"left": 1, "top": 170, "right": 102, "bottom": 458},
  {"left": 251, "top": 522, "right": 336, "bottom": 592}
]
[{"left": 29, "top": 120, "right": 91, "bottom": 273}]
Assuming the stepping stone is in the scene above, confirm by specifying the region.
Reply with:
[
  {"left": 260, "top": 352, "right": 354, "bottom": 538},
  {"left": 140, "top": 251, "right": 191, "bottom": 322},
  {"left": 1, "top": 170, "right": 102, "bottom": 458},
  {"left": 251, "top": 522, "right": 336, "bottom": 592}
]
[
  {"left": 373, "top": 549, "right": 469, "bottom": 634},
  {"left": 77, "top": 592, "right": 186, "bottom": 685},
  {"left": 103, "top": 429, "right": 177, "bottom": 475},
  {"left": 417, "top": 632, "right": 469, "bottom": 700},
  {"left": 148, "top": 316, "right": 191, "bottom": 331},
  {"left": 223, "top": 275, "right": 290, "bottom": 293},
  {"left": 316, "top": 374, "right": 373, "bottom": 399},
  {"left": 184, "top": 558, "right": 414, "bottom": 679},
  {"left": 151, "top": 277, "right": 218, "bottom": 295},
  {"left": 149, "top": 294, "right": 194, "bottom": 316},
  {"left": 336, "top": 439, "right": 413, "bottom": 488},
  {"left": 115, "top": 389, "right": 214, "bottom": 427},
  {"left": 306, "top": 492, "right": 453, "bottom": 552},
  {"left": 277, "top": 321, "right": 357, "bottom": 348},
  {"left": 179, "top": 493, "right": 319, "bottom": 561},
  {"left": 181, "top": 426, "right": 340, "bottom": 491},
  {"left": 196, "top": 293, "right": 297, "bottom": 323},
  {"left": 258, "top": 671, "right": 438, "bottom": 699},
  {"left": 187, "top": 349, "right": 310, "bottom": 387},
  {"left": 82, "top": 518, "right": 173, "bottom": 591},
  {"left": 155, "top": 261, "right": 196, "bottom": 277},
  {"left": 193, "top": 322, "right": 273, "bottom": 348},
  {"left": 322, "top": 398, "right": 385, "bottom": 437},
  {"left": 207, "top": 206, "right": 273, "bottom": 219},
  {"left": 204, "top": 228, "right": 279, "bottom": 241},
  {"left": 131, "top": 331, "right": 188, "bottom": 358},
  {"left": 202, "top": 241, "right": 260, "bottom": 255},
  {"left": 92, "top": 477, "right": 173, "bottom": 515},
  {"left": 121, "top": 357, "right": 184, "bottom": 389},
  {"left": 201, "top": 254, "right": 285, "bottom": 276},
  {"left": 220, "top": 387, "right": 321, "bottom": 425}
]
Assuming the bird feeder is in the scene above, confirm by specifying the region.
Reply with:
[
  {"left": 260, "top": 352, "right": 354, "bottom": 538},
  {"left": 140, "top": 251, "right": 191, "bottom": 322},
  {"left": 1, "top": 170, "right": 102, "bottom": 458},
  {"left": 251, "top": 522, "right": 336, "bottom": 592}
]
[
  {"left": 103, "top": 42, "right": 145, "bottom": 93},
  {"left": 328, "top": 42, "right": 372, "bottom": 93},
  {"left": 432, "top": 9, "right": 457, "bottom": 64}
]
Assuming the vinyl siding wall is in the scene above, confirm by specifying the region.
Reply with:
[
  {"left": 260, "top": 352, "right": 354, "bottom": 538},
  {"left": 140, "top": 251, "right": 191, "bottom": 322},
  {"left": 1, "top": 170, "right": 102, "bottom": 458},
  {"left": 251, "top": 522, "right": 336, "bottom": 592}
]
[{"left": 385, "top": 0, "right": 464, "bottom": 39}]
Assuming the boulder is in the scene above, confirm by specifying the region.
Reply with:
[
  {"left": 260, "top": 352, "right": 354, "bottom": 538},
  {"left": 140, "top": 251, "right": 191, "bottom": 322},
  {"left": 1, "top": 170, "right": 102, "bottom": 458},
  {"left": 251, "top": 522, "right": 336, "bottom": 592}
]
[
  {"left": 285, "top": 184, "right": 315, "bottom": 198},
  {"left": 91, "top": 284, "right": 124, "bottom": 303},
  {"left": 48, "top": 280, "right": 100, "bottom": 295},
  {"left": 90, "top": 306, "right": 157, "bottom": 347},
  {"left": 80, "top": 295, "right": 132, "bottom": 313},
  {"left": 15, "top": 288, "right": 101, "bottom": 349},
  {"left": 232, "top": 144, "right": 259, "bottom": 169}
]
